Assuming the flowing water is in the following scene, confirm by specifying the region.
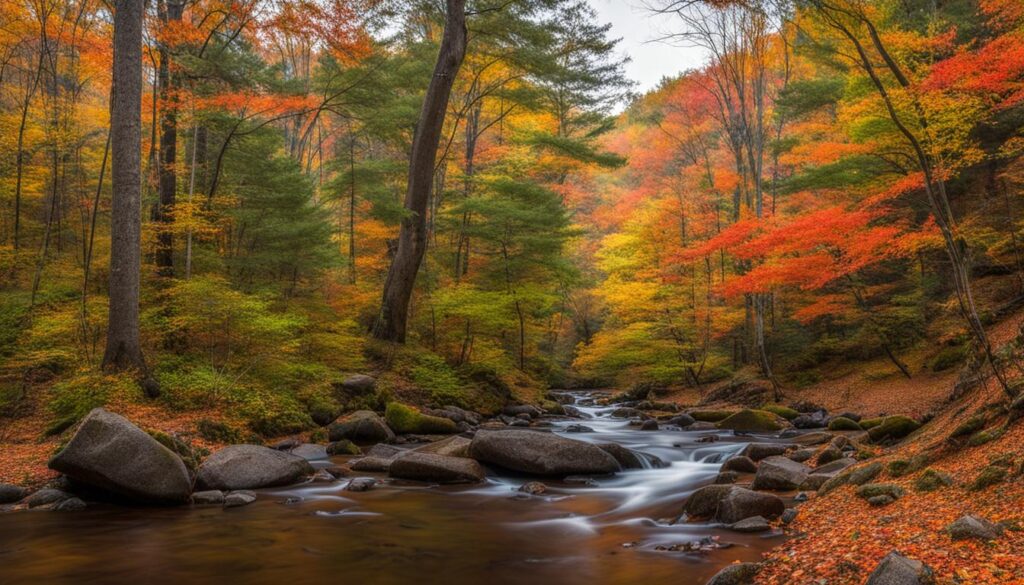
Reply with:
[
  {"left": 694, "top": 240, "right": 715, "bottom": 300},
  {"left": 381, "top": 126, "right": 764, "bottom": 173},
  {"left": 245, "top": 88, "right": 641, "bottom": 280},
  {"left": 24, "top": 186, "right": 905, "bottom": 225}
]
[{"left": 0, "top": 391, "right": 789, "bottom": 585}]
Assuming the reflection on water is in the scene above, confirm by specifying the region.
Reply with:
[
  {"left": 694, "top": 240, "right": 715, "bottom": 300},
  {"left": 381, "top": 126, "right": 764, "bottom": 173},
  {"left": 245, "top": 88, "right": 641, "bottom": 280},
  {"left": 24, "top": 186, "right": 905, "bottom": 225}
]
[{"left": 0, "top": 392, "right": 786, "bottom": 585}]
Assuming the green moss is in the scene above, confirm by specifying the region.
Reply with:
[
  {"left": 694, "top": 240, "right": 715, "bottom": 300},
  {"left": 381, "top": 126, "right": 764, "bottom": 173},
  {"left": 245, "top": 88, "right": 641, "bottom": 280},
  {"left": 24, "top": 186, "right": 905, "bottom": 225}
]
[
  {"left": 967, "top": 428, "right": 1004, "bottom": 447},
  {"left": 828, "top": 417, "right": 863, "bottom": 431},
  {"left": 867, "top": 416, "right": 921, "bottom": 443},
  {"left": 856, "top": 483, "right": 905, "bottom": 500},
  {"left": 860, "top": 417, "right": 884, "bottom": 430},
  {"left": 689, "top": 409, "right": 737, "bottom": 422},
  {"left": 760, "top": 403, "right": 799, "bottom": 420},
  {"left": 930, "top": 345, "right": 967, "bottom": 372},
  {"left": 196, "top": 419, "right": 243, "bottom": 443},
  {"left": 716, "top": 409, "right": 784, "bottom": 432},
  {"left": 915, "top": 468, "right": 953, "bottom": 492},
  {"left": 309, "top": 428, "right": 328, "bottom": 443},
  {"left": 970, "top": 465, "right": 1007, "bottom": 491},
  {"left": 327, "top": 439, "right": 361, "bottom": 455},
  {"left": 889, "top": 454, "right": 930, "bottom": 478},
  {"left": 385, "top": 402, "right": 457, "bottom": 434},
  {"left": 950, "top": 415, "right": 987, "bottom": 440}
]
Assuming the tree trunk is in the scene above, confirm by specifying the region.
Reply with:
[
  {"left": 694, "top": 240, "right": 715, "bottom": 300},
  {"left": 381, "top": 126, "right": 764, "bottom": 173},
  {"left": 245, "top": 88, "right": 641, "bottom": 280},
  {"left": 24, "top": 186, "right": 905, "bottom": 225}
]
[
  {"left": 372, "top": 0, "right": 467, "bottom": 342},
  {"left": 103, "top": 0, "right": 151, "bottom": 390},
  {"left": 154, "top": 0, "right": 183, "bottom": 277}
]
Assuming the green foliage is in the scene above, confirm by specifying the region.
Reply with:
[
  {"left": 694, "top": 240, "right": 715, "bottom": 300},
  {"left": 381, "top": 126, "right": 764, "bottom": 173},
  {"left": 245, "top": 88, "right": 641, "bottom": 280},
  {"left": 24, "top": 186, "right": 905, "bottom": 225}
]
[
  {"left": 46, "top": 370, "right": 139, "bottom": 435},
  {"left": 196, "top": 419, "right": 244, "bottom": 444},
  {"left": 384, "top": 402, "right": 457, "bottom": 434}
]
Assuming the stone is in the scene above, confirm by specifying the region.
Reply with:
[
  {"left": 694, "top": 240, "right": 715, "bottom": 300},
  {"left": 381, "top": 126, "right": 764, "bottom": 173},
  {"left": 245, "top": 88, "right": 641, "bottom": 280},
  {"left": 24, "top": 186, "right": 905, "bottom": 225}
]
[
  {"left": 350, "top": 456, "right": 400, "bottom": 472},
  {"left": 721, "top": 456, "right": 758, "bottom": 473},
  {"left": 868, "top": 495, "right": 895, "bottom": 506},
  {"left": 388, "top": 452, "right": 485, "bottom": 484},
  {"left": 684, "top": 485, "right": 735, "bottom": 518},
  {"left": 597, "top": 443, "right": 666, "bottom": 469},
  {"left": 289, "top": 443, "right": 329, "bottom": 461},
  {"left": 326, "top": 440, "right": 361, "bottom": 456},
  {"left": 867, "top": 416, "right": 921, "bottom": 444},
  {"left": 791, "top": 432, "right": 833, "bottom": 446},
  {"left": 0, "top": 483, "right": 28, "bottom": 504},
  {"left": 706, "top": 562, "right": 761, "bottom": 585},
  {"left": 685, "top": 422, "right": 717, "bottom": 431},
  {"left": 26, "top": 488, "right": 72, "bottom": 508},
  {"left": 54, "top": 497, "right": 87, "bottom": 511},
  {"left": 413, "top": 436, "right": 472, "bottom": 458},
  {"left": 565, "top": 424, "right": 595, "bottom": 433},
  {"left": 518, "top": 481, "right": 547, "bottom": 495},
  {"left": 856, "top": 483, "right": 905, "bottom": 501},
  {"left": 345, "top": 478, "right": 376, "bottom": 492},
  {"left": 716, "top": 409, "right": 785, "bottom": 432},
  {"left": 865, "top": 552, "right": 935, "bottom": 585},
  {"left": 741, "top": 443, "right": 794, "bottom": 461},
  {"left": 781, "top": 508, "right": 798, "bottom": 525},
  {"left": 914, "top": 469, "right": 953, "bottom": 492},
  {"left": 339, "top": 374, "right": 376, "bottom": 395},
  {"left": 813, "top": 457, "right": 857, "bottom": 475},
  {"left": 468, "top": 429, "right": 620, "bottom": 476},
  {"left": 668, "top": 413, "right": 696, "bottom": 427},
  {"left": 197, "top": 445, "right": 314, "bottom": 490},
  {"left": 48, "top": 408, "right": 191, "bottom": 504},
  {"left": 816, "top": 446, "right": 843, "bottom": 466},
  {"left": 191, "top": 490, "right": 225, "bottom": 505},
  {"left": 947, "top": 515, "right": 1003, "bottom": 541},
  {"left": 385, "top": 403, "right": 458, "bottom": 435},
  {"left": 328, "top": 410, "right": 395, "bottom": 445},
  {"left": 714, "top": 471, "right": 739, "bottom": 484},
  {"left": 729, "top": 515, "right": 771, "bottom": 533},
  {"left": 717, "top": 487, "right": 785, "bottom": 523},
  {"left": 828, "top": 417, "right": 863, "bottom": 431},
  {"left": 639, "top": 419, "right": 659, "bottom": 431},
  {"left": 751, "top": 456, "right": 810, "bottom": 491},
  {"left": 224, "top": 490, "right": 256, "bottom": 508},
  {"left": 787, "top": 448, "right": 816, "bottom": 463}
]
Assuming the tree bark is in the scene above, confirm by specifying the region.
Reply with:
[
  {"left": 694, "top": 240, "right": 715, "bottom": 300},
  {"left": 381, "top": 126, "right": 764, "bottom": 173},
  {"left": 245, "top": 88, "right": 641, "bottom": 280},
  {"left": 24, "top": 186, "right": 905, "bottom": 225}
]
[
  {"left": 372, "top": 0, "right": 467, "bottom": 342},
  {"left": 155, "top": 0, "right": 183, "bottom": 277},
  {"left": 103, "top": 0, "right": 150, "bottom": 386}
]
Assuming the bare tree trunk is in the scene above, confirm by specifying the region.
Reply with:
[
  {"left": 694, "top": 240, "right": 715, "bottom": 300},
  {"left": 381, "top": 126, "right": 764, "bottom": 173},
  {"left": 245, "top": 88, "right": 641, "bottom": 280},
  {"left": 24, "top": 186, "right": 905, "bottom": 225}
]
[
  {"left": 103, "top": 0, "right": 153, "bottom": 394},
  {"left": 372, "top": 0, "right": 467, "bottom": 342},
  {"left": 154, "top": 0, "right": 183, "bottom": 277}
]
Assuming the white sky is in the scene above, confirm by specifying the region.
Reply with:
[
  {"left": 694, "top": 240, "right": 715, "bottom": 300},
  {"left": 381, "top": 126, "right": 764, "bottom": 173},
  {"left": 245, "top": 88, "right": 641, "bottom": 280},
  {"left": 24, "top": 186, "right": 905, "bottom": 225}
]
[{"left": 587, "top": 0, "right": 709, "bottom": 94}]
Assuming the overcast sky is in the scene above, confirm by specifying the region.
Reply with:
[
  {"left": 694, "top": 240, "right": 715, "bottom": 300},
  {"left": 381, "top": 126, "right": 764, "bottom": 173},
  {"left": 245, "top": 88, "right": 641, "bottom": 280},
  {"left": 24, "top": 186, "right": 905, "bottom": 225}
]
[{"left": 587, "top": 0, "right": 709, "bottom": 95}]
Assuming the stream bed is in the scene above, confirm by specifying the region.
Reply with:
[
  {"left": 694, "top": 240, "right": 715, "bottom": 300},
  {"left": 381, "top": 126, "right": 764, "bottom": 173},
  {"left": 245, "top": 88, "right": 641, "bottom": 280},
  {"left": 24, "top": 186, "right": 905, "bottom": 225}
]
[{"left": 0, "top": 391, "right": 789, "bottom": 584}]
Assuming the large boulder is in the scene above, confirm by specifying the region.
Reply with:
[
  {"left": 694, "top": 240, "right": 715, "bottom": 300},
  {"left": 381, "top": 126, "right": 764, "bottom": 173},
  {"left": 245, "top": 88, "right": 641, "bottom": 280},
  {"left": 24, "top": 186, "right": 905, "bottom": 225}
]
[
  {"left": 340, "top": 374, "right": 376, "bottom": 395},
  {"left": 414, "top": 436, "right": 472, "bottom": 458},
  {"left": 197, "top": 445, "right": 314, "bottom": 490},
  {"left": 469, "top": 429, "right": 620, "bottom": 476},
  {"left": 947, "top": 515, "right": 1003, "bottom": 541},
  {"left": 867, "top": 416, "right": 921, "bottom": 444},
  {"left": 385, "top": 402, "right": 458, "bottom": 435},
  {"left": 721, "top": 456, "right": 758, "bottom": 473},
  {"left": 0, "top": 484, "right": 28, "bottom": 504},
  {"left": 865, "top": 552, "right": 935, "bottom": 585},
  {"left": 717, "top": 486, "right": 785, "bottom": 523},
  {"left": 741, "top": 443, "right": 794, "bottom": 461},
  {"left": 716, "top": 409, "right": 785, "bottom": 432},
  {"left": 48, "top": 408, "right": 191, "bottom": 504},
  {"left": 597, "top": 443, "right": 666, "bottom": 469},
  {"left": 328, "top": 410, "right": 395, "bottom": 445},
  {"left": 751, "top": 456, "right": 810, "bottom": 491},
  {"left": 706, "top": 562, "right": 761, "bottom": 585},
  {"left": 388, "top": 452, "right": 485, "bottom": 484},
  {"left": 684, "top": 484, "right": 736, "bottom": 518}
]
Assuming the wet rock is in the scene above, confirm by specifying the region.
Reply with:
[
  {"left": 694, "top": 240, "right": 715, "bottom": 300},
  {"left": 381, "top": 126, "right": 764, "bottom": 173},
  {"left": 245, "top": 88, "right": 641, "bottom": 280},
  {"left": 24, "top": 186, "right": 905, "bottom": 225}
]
[
  {"left": 639, "top": 419, "right": 659, "bottom": 431},
  {"left": 787, "top": 448, "right": 817, "bottom": 463},
  {"left": 350, "top": 456, "right": 399, "bottom": 472},
  {"left": 697, "top": 435, "right": 719, "bottom": 443},
  {"left": 714, "top": 471, "right": 739, "bottom": 484},
  {"left": 191, "top": 490, "right": 225, "bottom": 505},
  {"left": 224, "top": 490, "right": 256, "bottom": 508},
  {"left": 366, "top": 444, "right": 402, "bottom": 458},
  {"left": 564, "top": 475, "right": 597, "bottom": 486},
  {"left": 311, "top": 470, "right": 335, "bottom": 482},
  {"left": 0, "top": 484, "right": 28, "bottom": 504},
  {"left": 799, "top": 474, "right": 831, "bottom": 491},
  {"left": 668, "top": 414, "right": 696, "bottom": 427},
  {"left": 565, "top": 424, "right": 595, "bottom": 433},
  {"left": 563, "top": 405, "right": 590, "bottom": 419},
  {"left": 947, "top": 515, "right": 1003, "bottom": 541},
  {"left": 271, "top": 438, "right": 301, "bottom": 451},
  {"left": 503, "top": 404, "right": 544, "bottom": 418},
  {"left": 751, "top": 456, "right": 809, "bottom": 491},
  {"left": 518, "top": 481, "right": 547, "bottom": 495},
  {"left": 597, "top": 443, "right": 665, "bottom": 469},
  {"left": 792, "top": 411, "right": 829, "bottom": 429},
  {"left": 740, "top": 443, "right": 794, "bottom": 461},
  {"left": 781, "top": 508, "right": 798, "bottom": 525},
  {"left": 197, "top": 445, "right": 314, "bottom": 490},
  {"left": 610, "top": 407, "right": 643, "bottom": 418},
  {"left": 791, "top": 432, "right": 833, "bottom": 446},
  {"left": 515, "top": 413, "right": 533, "bottom": 422},
  {"left": 413, "top": 436, "right": 472, "bottom": 458},
  {"left": 328, "top": 410, "right": 395, "bottom": 445},
  {"left": 469, "top": 429, "right": 620, "bottom": 476},
  {"left": 829, "top": 417, "right": 862, "bottom": 431},
  {"left": 324, "top": 465, "right": 350, "bottom": 479},
  {"left": 865, "top": 552, "right": 934, "bottom": 585},
  {"left": 509, "top": 419, "right": 530, "bottom": 428},
  {"left": 48, "top": 408, "right": 192, "bottom": 504},
  {"left": 716, "top": 409, "right": 785, "bottom": 432},
  {"left": 326, "top": 440, "right": 361, "bottom": 456},
  {"left": 718, "top": 487, "right": 784, "bottom": 523},
  {"left": 389, "top": 452, "right": 485, "bottom": 484},
  {"left": 685, "top": 422, "right": 717, "bottom": 431},
  {"left": 705, "top": 562, "right": 761, "bottom": 585},
  {"left": 26, "top": 488, "right": 72, "bottom": 508},
  {"left": 794, "top": 492, "right": 809, "bottom": 502},
  {"left": 289, "top": 443, "right": 329, "bottom": 461},
  {"left": 684, "top": 485, "right": 735, "bottom": 518},
  {"left": 345, "top": 478, "right": 376, "bottom": 492},
  {"left": 54, "top": 497, "right": 87, "bottom": 512},
  {"left": 721, "top": 456, "right": 757, "bottom": 473},
  {"left": 729, "top": 515, "right": 771, "bottom": 533}
]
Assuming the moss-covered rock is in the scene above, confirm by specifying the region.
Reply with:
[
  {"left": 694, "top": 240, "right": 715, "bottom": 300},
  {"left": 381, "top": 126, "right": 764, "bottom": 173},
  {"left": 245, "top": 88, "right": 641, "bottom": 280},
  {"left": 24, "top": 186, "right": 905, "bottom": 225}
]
[
  {"left": 828, "top": 417, "right": 862, "bottom": 431},
  {"left": 326, "top": 439, "right": 361, "bottom": 456},
  {"left": 385, "top": 402, "right": 458, "bottom": 435},
  {"left": 760, "top": 404, "right": 799, "bottom": 420},
  {"left": 867, "top": 416, "right": 921, "bottom": 444},
  {"left": 689, "top": 409, "right": 737, "bottom": 422},
  {"left": 970, "top": 465, "right": 1008, "bottom": 491},
  {"left": 914, "top": 468, "right": 953, "bottom": 492},
  {"left": 950, "top": 415, "right": 987, "bottom": 440},
  {"left": 716, "top": 409, "right": 785, "bottom": 432},
  {"left": 856, "top": 483, "right": 905, "bottom": 500},
  {"left": 967, "top": 429, "right": 1002, "bottom": 447},
  {"left": 859, "top": 417, "right": 884, "bottom": 430}
]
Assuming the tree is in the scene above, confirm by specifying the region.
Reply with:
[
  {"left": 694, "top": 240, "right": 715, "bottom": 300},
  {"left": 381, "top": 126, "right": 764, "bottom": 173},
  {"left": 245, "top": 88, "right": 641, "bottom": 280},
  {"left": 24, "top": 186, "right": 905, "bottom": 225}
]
[
  {"left": 103, "top": 0, "right": 151, "bottom": 390},
  {"left": 372, "top": 0, "right": 467, "bottom": 342}
]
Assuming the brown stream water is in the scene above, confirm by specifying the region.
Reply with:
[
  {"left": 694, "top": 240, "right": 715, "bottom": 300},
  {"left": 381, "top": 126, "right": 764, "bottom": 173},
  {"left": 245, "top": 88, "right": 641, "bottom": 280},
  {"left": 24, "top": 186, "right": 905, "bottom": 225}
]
[{"left": 0, "top": 392, "right": 788, "bottom": 585}]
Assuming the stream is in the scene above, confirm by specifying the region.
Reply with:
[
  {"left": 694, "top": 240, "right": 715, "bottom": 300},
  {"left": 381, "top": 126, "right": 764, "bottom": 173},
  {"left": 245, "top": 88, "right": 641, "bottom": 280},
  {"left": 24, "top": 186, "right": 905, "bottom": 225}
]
[{"left": 0, "top": 391, "right": 789, "bottom": 584}]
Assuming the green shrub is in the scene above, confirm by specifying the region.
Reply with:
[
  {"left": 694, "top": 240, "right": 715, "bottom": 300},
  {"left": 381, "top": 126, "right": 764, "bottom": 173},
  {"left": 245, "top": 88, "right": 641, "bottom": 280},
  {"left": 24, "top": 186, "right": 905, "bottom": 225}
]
[
  {"left": 46, "top": 370, "right": 139, "bottom": 434},
  {"left": 408, "top": 353, "right": 465, "bottom": 406}
]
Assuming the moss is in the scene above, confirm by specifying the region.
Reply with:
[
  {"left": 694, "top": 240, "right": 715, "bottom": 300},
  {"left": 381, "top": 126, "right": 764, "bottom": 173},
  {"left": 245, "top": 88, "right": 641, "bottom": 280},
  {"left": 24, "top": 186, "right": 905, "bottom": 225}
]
[
  {"left": 689, "top": 409, "right": 737, "bottom": 422},
  {"left": 970, "top": 465, "right": 1007, "bottom": 491},
  {"left": 148, "top": 431, "right": 206, "bottom": 471},
  {"left": 327, "top": 439, "right": 361, "bottom": 455},
  {"left": 856, "top": 483, "right": 905, "bottom": 500},
  {"left": 915, "top": 468, "right": 953, "bottom": 492},
  {"left": 867, "top": 416, "right": 921, "bottom": 443},
  {"left": 950, "top": 415, "right": 987, "bottom": 440},
  {"left": 247, "top": 409, "right": 313, "bottom": 437},
  {"left": 385, "top": 402, "right": 457, "bottom": 434},
  {"left": 760, "top": 403, "right": 799, "bottom": 420},
  {"left": 716, "top": 409, "right": 784, "bottom": 432},
  {"left": 43, "top": 415, "right": 79, "bottom": 437},
  {"left": 309, "top": 428, "right": 328, "bottom": 443},
  {"left": 930, "top": 345, "right": 967, "bottom": 372},
  {"left": 828, "top": 417, "right": 863, "bottom": 431},
  {"left": 859, "top": 417, "right": 884, "bottom": 430},
  {"left": 967, "top": 428, "right": 1004, "bottom": 447},
  {"left": 889, "top": 454, "right": 930, "bottom": 478},
  {"left": 196, "top": 419, "right": 242, "bottom": 443}
]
